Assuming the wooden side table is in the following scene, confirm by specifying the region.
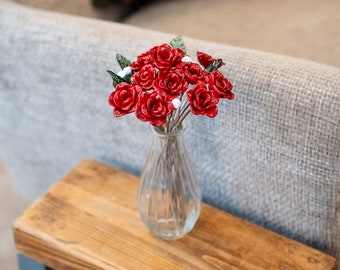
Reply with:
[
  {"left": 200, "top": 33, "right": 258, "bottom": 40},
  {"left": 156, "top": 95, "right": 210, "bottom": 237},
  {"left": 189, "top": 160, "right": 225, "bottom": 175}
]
[{"left": 13, "top": 159, "right": 336, "bottom": 269}]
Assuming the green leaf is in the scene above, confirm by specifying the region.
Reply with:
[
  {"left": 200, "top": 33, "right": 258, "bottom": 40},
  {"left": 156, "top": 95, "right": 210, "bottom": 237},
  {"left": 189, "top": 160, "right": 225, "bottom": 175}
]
[
  {"left": 107, "top": 70, "right": 125, "bottom": 87},
  {"left": 116, "top": 54, "right": 131, "bottom": 69},
  {"left": 206, "top": 59, "right": 223, "bottom": 73},
  {"left": 169, "top": 36, "right": 186, "bottom": 54}
]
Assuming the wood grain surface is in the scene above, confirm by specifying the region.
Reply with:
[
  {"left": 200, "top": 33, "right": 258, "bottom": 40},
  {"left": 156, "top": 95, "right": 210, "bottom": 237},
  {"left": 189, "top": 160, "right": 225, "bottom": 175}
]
[{"left": 13, "top": 159, "right": 336, "bottom": 269}]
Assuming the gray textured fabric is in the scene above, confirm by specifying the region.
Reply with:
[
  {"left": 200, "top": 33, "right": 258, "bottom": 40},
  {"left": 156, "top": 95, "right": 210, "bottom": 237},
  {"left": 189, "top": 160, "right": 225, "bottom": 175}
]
[
  {"left": 1, "top": 0, "right": 340, "bottom": 264},
  {"left": 11, "top": 0, "right": 340, "bottom": 67}
]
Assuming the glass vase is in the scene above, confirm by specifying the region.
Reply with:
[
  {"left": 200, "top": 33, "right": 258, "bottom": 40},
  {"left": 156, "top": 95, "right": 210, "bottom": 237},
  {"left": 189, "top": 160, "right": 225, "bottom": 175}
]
[{"left": 137, "top": 125, "right": 201, "bottom": 240}]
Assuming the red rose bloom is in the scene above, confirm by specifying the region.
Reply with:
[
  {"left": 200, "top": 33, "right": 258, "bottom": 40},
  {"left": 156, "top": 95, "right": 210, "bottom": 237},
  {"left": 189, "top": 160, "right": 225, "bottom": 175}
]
[
  {"left": 130, "top": 50, "right": 153, "bottom": 71},
  {"left": 209, "top": 70, "right": 234, "bottom": 100},
  {"left": 107, "top": 37, "right": 234, "bottom": 129},
  {"left": 108, "top": 82, "right": 142, "bottom": 117},
  {"left": 183, "top": 62, "right": 209, "bottom": 84},
  {"left": 186, "top": 82, "right": 220, "bottom": 118},
  {"left": 149, "top": 44, "right": 185, "bottom": 69},
  {"left": 153, "top": 69, "right": 188, "bottom": 99},
  {"left": 131, "top": 64, "right": 156, "bottom": 90},
  {"left": 197, "top": 51, "right": 225, "bottom": 69},
  {"left": 135, "top": 91, "right": 174, "bottom": 126}
]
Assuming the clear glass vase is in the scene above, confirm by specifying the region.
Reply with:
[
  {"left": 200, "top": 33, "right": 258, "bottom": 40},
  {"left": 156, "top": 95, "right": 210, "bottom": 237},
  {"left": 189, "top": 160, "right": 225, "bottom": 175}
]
[{"left": 137, "top": 125, "right": 201, "bottom": 240}]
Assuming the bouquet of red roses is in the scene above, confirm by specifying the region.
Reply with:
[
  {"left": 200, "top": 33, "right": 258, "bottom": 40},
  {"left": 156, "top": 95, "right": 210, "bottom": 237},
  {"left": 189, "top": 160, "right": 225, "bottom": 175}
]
[{"left": 107, "top": 36, "right": 234, "bottom": 132}]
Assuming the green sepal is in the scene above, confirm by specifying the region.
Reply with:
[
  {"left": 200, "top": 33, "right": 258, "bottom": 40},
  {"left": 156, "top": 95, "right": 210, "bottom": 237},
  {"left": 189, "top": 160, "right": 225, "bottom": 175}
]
[
  {"left": 116, "top": 54, "right": 131, "bottom": 69},
  {"left": 123, "top": 74, "right": 132, "bottom": 84},
  {"left": 107, "top": 70, "right": 125, "bottom": 87},
  {"left": 169, "top": 36, "right": 186, "bottom": 54},
  {"left": 206, "top": 59, "right": 223, "bottom": 73}
]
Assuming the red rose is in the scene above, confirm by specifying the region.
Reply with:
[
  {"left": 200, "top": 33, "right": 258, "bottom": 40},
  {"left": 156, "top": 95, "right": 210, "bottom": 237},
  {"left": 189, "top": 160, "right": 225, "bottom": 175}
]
[
  {"left": 108, "top": 82, "right": 142, "bottom": 117},
  {"left": 130, "top": 50, "right": 153, "bottom": 71},
  {"left": 183, "top": 62, "right": 209, "bottom": 84},
  {"left": 149, "top": 44, "right": 185, "bottom": 69},
  {"left": 197, "top": 51, "right": 225, "bottom": 69},
  {"left": 135, "top": 91, "right": 174, "bottom": 126},
  {"left": 153, "top": 69, "right": 188, "bottom": 99},
  {"left": 131, "top": 64, "right": 156, "bottom": 90},
  {"left": 186, "top": 82, "right": 220, "bottom": 118},
  {"left": 209, "top": 70, "right": 234, "bottom": 100}
]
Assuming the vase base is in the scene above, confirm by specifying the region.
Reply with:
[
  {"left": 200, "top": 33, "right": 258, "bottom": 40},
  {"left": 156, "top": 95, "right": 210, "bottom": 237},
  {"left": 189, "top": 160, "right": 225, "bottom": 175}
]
[{"left": 144, "top": 215, "right": 199, "bottom": 240}]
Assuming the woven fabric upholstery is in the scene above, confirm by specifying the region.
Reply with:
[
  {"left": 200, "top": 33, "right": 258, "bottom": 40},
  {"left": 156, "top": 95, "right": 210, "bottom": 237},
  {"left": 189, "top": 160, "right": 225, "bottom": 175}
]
[{"left": 1, "top": 0, "right": 340, "bottom": 264}]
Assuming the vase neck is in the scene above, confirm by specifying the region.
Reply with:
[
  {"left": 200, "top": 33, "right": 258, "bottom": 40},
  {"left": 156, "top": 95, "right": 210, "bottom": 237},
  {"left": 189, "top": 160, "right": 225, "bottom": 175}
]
[
  {"left": 151, "top": 124, "right": 185, "bottom": 137},
  {"left": 150, "top": 125, "right": 186, "bottom": 153}
]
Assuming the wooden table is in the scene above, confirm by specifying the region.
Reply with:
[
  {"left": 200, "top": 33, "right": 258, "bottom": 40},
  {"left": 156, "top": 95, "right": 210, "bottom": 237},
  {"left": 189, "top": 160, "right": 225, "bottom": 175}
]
[{"left": 13, "top": 159, "right": 336, "bottom": 269}]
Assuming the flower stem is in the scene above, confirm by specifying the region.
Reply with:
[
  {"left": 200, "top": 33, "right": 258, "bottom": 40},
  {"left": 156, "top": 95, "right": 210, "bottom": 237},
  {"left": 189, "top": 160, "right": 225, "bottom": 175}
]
[{"left": 171, "top": 104, "right": 191, "bottom": 132}]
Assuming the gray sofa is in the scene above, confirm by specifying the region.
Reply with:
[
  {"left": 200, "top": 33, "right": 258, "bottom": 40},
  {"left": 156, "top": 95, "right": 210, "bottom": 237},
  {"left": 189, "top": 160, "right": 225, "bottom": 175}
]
[{"left": 1, "top": 0, "right": 340, "bottom": 268}]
